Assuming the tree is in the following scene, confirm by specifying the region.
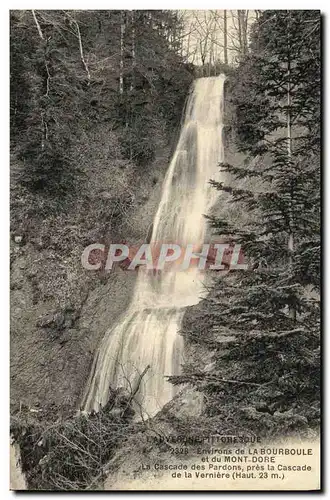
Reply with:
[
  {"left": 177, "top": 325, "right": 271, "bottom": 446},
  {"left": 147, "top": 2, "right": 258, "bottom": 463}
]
[
  {"left": 223, "top": 10, "right": 228, "bottom": 65},
  {"left": 169, "top": 10, "right": 320, "bottom": 438},
  {"left": 177, "top": 10, "right": 258, "bottom": 70},
  {"left": 10, "top": 10, "right": 193, "bottom": 194}
]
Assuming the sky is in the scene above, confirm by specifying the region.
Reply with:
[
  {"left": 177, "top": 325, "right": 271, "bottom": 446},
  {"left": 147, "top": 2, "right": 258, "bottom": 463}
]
[{"left": 179, "top": 10, "right": 257, "bottom": 66}]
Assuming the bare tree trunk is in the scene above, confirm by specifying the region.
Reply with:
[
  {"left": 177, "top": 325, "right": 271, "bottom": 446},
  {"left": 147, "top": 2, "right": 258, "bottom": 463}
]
[
  {"left": 200, "top": 40, "right": 206, "bottom": 66},
  {"left": 243, "top": 10, "right": 249, "bottom": 55},
  {"left": 130, "top": 10, "right": 135, "bottom": 92},
  {"left": 236, "top": 10, "right": 248, "bottom": 57},
  {"left": 119, "top": 12, "right": 125, "bottom": 95},
  {"left": 31, "top": 10, "right": 50, "bottom": 94},
  {"left": 31, "top": 10, "right": 49, "bottom": 150},
  {"left": 172, "top": 23, "right": 177, "bottom": 53},
  {"left": 208, "top": 36, "right": 213, "bottom": 76},
  {"left": 74, "top": 20, "right": 90, "bottom": 84},
  {"left": 64, "top": 12, "right": 90, "bottom": 83},
  {"left": 32, "top": 10, "right": 44, "bottom": 39},
  {"left": 186, "top": 22, "right": 192, "bottom": 62},
  {"left": 41, "top": 114, "right": 45, "bottom": 151},
  {"left": 238, "top": 10, "right": 243, "bottom": 57},
  {"left": 223, "top": 10, "right": 228, "bottom": 65}
]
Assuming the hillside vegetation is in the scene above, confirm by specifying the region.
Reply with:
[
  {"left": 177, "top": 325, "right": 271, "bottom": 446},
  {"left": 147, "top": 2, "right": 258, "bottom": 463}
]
[
  {"left": 10, "top": 10, "right": 193, "bottom": 413},
  {"left": 10, "top": 10, "right": 320, "bottom": 491}
]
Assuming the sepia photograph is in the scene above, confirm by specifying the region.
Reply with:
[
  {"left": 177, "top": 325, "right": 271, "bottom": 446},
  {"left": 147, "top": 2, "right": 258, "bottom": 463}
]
[{"left": 9, "top": 8, "right": 321, "bottom": 491}]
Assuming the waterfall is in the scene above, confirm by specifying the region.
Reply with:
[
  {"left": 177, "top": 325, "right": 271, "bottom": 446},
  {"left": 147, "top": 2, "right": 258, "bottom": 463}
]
[{"left": 82, "top": 75, "right": 226, "bottom": 417}]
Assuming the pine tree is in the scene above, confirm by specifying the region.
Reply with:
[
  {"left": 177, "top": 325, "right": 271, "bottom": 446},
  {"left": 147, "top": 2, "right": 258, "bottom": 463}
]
[{"left": 169, "top": 10, "right": 320, "bottom": 438}]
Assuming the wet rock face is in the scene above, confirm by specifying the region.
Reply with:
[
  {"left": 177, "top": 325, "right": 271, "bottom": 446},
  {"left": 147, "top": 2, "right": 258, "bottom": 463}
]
[
  {"left": 10, "top": 242, "right": 140, "bottom": 416},
  {"left": 161, "top": 388, "right": 204, "bottom": 419},
  {"left": 37, "top": 310, "right": 66, "bottom": 330},
  {"left": 36, "top": 307, "right": 80, "bottom": 332}
]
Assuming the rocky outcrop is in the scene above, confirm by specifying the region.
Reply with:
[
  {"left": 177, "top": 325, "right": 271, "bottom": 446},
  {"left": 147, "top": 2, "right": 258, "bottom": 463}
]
[{"left": 10, "top": 133, "right": 171, "bottom": 416}]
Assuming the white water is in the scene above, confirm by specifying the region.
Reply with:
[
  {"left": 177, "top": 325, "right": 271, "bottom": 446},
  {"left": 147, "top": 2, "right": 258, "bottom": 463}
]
[{"left": 82, "top": 75, "right": 226, "bottom": 417}]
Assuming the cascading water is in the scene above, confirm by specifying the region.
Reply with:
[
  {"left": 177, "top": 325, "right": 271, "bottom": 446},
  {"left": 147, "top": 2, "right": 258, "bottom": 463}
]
[{"left": 82, "top": 75, "right": 226, "bottom": 417}]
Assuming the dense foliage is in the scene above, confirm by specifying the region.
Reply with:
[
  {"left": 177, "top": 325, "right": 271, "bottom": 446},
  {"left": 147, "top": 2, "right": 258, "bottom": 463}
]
[
  {"left": 11, "top": 389, "right": 137, "bottom": 490},
  {"left": 10, "top": 10, "right": 193, "bottom": 197},
  {"left": 10, "top": 10, "right": 321, "bottom": 490},
  {"left": 170, "top": 10, "right": 321, "bottom": 438}
]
